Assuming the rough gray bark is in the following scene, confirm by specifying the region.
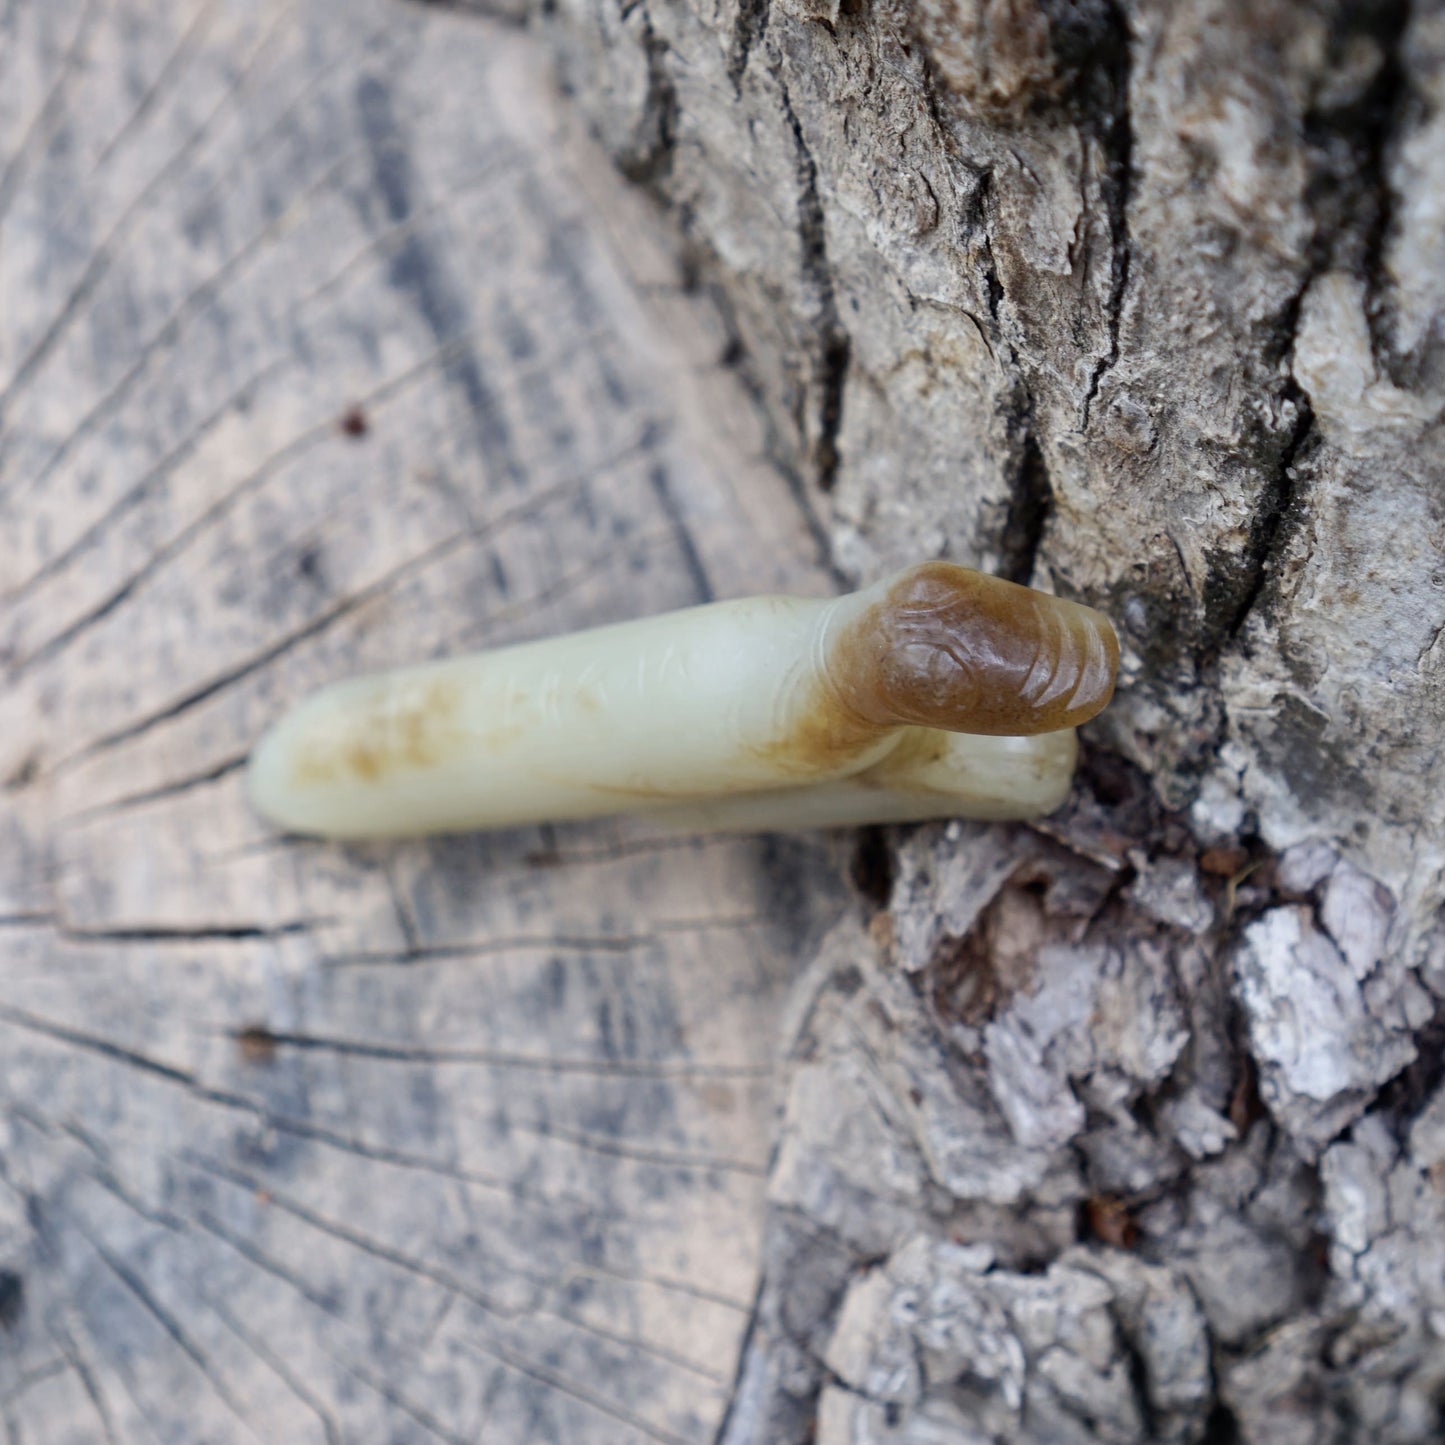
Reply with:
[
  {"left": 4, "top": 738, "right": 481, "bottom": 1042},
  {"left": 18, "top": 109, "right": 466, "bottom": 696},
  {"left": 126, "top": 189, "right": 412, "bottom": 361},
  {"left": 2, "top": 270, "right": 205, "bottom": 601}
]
[
  {"left": 3, "top": 1, "right": 1445, "bottom": 1444},
  {"left": 535, "top": 0, "right": 1445, "bottom": 1441}
]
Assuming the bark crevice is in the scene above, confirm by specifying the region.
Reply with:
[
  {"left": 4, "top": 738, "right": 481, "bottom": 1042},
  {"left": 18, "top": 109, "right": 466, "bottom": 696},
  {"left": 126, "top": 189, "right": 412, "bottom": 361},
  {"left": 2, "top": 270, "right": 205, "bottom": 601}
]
[
  {"left": 1221, "top": 380, "right": 1315, "bottom": 646},
  {"left": 1215, "top": 0, "right": 1411, "bottom": 650},
  {"left": 997, "top": 423, "right": 1052, "bottom": 585},
  {"left": 1080, "top": 0, "right": 1134, "bottom": 430},
  {"left": 727, "top": 0, "right": 771, "bottom": 88},
  {"left": 1338, "top": 0, "right": 1413, "bottom": 379},
  {"left": 779, "top": 77, "right": 851, "bottom": 492},
  {"left": 616, "top": 0, "right": 678, "bottom": 183}
]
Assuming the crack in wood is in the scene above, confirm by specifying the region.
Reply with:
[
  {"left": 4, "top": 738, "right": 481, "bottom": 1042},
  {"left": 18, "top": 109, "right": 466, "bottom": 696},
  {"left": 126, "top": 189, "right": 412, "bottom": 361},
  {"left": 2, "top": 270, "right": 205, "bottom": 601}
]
[
  {"left": 204, "top": 1293, "right": 344, "bottom": 1445},
  {"left": 220, "top": 1026, "right": 770, "bottom": 1077}
]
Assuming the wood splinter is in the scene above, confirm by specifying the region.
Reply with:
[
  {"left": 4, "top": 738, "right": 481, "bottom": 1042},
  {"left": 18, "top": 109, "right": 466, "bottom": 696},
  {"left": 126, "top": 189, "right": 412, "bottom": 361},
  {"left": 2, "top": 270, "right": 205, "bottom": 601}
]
[{"left": 248, "top": 562, "right": 1120, "bottom": 839}]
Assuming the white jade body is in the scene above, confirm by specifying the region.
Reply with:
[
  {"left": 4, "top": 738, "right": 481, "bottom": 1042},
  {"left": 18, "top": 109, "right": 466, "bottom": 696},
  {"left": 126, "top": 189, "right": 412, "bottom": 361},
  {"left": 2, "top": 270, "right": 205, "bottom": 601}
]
[
  {"left": 251, "top": 591, "right": 876, "bottom": 838},
  {"left": 249, "top": 564, "right": 1113, "bottom": 839}
]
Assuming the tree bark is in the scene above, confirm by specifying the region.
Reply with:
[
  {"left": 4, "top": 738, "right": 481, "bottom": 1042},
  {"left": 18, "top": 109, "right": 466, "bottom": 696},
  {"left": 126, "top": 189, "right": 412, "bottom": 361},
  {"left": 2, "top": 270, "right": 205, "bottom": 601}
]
[
  {"left": 2, "top": 0, "right": 1444, "bottom": 1442},
  {"left": 536, "top": 0, "right": 1445, "bottom": 1440}
]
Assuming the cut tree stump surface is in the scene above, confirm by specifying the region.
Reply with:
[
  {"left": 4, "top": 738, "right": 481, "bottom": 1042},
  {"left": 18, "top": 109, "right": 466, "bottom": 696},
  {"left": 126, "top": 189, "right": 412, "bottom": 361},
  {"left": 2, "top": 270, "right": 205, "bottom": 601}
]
[{"left": 0, "top": 3, "right": 850, "bottom": 1440}]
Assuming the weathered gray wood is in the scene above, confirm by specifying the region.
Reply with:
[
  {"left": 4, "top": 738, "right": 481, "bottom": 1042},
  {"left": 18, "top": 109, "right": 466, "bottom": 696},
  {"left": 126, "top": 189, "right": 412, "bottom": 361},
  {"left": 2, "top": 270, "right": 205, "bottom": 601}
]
[
  {"left": 0, "top": 4, "right": 854, "bottom": 1441},
  {"left": 536, "top": 0, "right": 1445, "bottom": 1441}
]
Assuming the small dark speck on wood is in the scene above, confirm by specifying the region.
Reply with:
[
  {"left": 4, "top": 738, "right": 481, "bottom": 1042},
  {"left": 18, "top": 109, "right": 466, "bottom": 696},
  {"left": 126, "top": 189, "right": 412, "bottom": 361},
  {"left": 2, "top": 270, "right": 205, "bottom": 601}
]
[{"left": 234, "top": 1024, "right": 280, "bottom": 1066}]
